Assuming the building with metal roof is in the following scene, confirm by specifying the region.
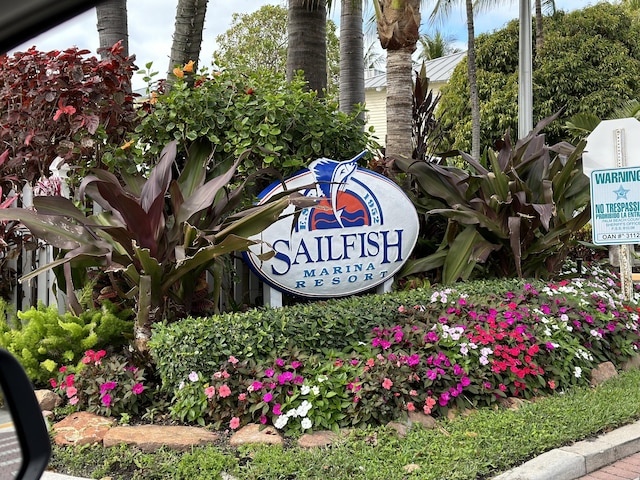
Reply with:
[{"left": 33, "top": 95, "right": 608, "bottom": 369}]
[{"left": 364, "top": 51, "right": 466, "bottom": 147}]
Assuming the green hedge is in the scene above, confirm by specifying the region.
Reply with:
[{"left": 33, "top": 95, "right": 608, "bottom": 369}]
[{"left": 149, "top": 280, "right": 531, "bottom": 392}]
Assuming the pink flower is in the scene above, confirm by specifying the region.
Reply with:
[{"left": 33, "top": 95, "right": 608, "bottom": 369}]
[
  {"left": 398, "top": 305, "right": 406, "bottom": 313},
  {"left": 260, "top": 415, "right": 267, "bottom": 424},
  {"left": 382, "top": 378, "right": 393, "bottom": 390},
  {"left": 100, "top": 382, "right": 117, "bottom": 394},
  {"left": 265, "top": 369, "right": 275, "bottom": 378},
  {"left": 230, "top": 417, "right": 240, "bottom": 430},
  {"left": 291, "top": 361, "right": 302, "bottom": 369},
  {"left": 218, "top": 385, "right": 231, "bottom": 398},
  {"left": 273, "top": 403, "right": 282, "bottom": 415},
  {"left": 204, "top": 386, "right": 216, "bottom": 399},
  {"left": 251, "top": 381, "right": 263, "bottom": 391},
  {"left": 59, "top": 366, "right": 67, "bottom": 373},
  {"left": 263, "top": 392, "right": 273, "bottom": 403},
  {"left": 409, "top": 390, "right": 417, "bottom": 396},
  {"left": 66, "top": 386, "right": 77, "bottom": 398},
  {"left": 276, "top": 358, "right": 285, "bottom": 367},
  {"left": 65, "top": 374, "right": 75, "bottom": 387},
  {"left": 228, "top": 356, "right": 239, "bottom": 365},
  {"left": 69, "top": 396, "right": 79, "bottom": 406},
  {"left": 366, "top": 358, "right": 375, "bottom": 368},
  {"left": 238, "top": 393, "right": 247, "bottom": 401},
  {"left": 49, "top": 378, "right": 57, "bottom": 388},
  {"left": 222, "top": 370, "right": 230, "bottom": 379},
  {"left": 132, "top": 383, "right": 144, "bottom": 395},
  {"left": 101, "top": 393, "right": 112, "bottom": 408},
  {"left": 407, "top": 402, "right": 416, "bottom": 412}
]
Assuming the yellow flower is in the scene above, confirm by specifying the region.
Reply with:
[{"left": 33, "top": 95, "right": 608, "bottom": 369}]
[
  {"left": 120, "top": 139, "right": 134, "bottom": 150},
  {"left": 173, "top": 67, "right": 184, "bottom": 79},
  {"left": 183, "top": 60, "right": 195, "bottom": 73}
]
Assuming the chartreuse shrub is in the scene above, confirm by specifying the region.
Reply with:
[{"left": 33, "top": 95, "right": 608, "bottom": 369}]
[{"left": 0, "top": 302, "right": 133, "bottom": 385}]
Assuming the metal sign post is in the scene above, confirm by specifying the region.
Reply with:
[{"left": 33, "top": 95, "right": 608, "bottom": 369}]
[{"left": 614, "top": 128, "right": 634, "bottom": 301}]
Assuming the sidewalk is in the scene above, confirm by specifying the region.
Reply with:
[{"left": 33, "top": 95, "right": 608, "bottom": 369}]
[{"left": 494, "top": 419, "right": 640, "bottom": 480}]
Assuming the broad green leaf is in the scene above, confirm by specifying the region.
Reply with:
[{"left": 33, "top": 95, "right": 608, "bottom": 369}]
[{"left": 442, "top": 226, "right": 480, "bottom": 284}]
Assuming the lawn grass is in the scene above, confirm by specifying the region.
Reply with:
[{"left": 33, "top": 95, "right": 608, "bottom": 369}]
[{"left": 49, "top": 366, "right": 640, "bottom": 480}]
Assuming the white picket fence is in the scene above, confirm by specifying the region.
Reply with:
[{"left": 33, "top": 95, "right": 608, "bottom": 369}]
[{"left": 5, "top": 183, "right": 61, "bottom": 313}]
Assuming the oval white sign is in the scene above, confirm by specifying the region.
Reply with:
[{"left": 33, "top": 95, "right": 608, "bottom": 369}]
[{"left": 243, "top": 155, "right": 419, "bottom": 298}]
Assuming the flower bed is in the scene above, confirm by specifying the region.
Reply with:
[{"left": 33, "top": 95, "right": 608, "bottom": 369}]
[{"left": 136, "top": 265, "right": 640, "bottom": 436}]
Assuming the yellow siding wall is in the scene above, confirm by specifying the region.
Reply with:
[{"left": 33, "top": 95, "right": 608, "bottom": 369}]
[
  {"left": 364, "top": 89, "right": 387, "bottom": 147},
  {"left": 365, "top": 81, "right": 445, "bottom": 148}
]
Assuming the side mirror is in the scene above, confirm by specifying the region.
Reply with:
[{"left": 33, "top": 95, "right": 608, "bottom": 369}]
[{"left": 0, "top": 349, "right": 50, "bottom": 480}]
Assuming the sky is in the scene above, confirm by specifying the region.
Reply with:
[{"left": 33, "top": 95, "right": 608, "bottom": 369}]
[{"left": 14, "top": 0, "right": 609, "bottom": 90}]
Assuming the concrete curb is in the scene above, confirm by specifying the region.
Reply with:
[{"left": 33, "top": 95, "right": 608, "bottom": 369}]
[{"left": 493, "top": 420, "right": 640, "bottom": 480}]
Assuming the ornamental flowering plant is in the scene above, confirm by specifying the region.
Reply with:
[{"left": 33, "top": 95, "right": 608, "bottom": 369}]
[
  {"left": 170, "top": 354, "right": 356, "bottom": 435},
  {"left": 50, "top": 350, "right": 151, "bottom": 417},
  {"left": 359, "top": 275, "right": 640, "bottom": 417}
]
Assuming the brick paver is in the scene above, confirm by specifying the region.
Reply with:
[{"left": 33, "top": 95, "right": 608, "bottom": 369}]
[{"left": 577, "top": 452, "right": 640, "bottom": 480}]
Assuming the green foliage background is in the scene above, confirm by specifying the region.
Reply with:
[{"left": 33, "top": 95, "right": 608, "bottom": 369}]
[
  {"left": 129, "top": 70, "right": 376, "bottom": 187},
  {"left": 438, "top": 3, "right": 640, "bottom": 152}
]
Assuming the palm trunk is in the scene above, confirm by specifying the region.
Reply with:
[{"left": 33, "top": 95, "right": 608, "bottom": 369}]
[
  {"left": 466, "top": 0, "right": 481, "bottom": 161},
  {"left": 386, "top": 47, "right": 414, "bottom": 162},
  {"left": 287, "top": 0, "right": 327, "bottom": 96},
  {"left": 339, "top": 0, "right": 365, "bottom": 114},
  {"left": 96, "top": 0, "right": 129, "bottom": 58},
  {"left": 167, "top": 0, "right": 208, "bottom": 79},
  {"left": 375, "top": 0, "right": 420, "bottom": 162},
  {"left": 535, "top": 0, "right": 544, "bottom": 54}
]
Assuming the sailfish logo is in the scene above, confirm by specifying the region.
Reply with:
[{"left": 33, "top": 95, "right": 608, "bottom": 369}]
[{"left": 306, "top": 152, "right": 369, "bottom": 230}]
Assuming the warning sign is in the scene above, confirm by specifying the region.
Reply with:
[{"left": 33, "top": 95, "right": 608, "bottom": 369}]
[{"left": 590, "top": 166, "right": 640, "bottom": 245}]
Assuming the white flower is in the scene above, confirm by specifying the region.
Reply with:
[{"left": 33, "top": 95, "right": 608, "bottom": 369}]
[
  {"left": 178, "top": 381, "right": 184, "bottom": 390},
  {"left": 311, "top": 386, "right": 320, "bottom": 395},
  {"left": 459, "top": 343, "right": 469, "bottom": 356},
  {"left": 544, "top": 328, "right": 552, "bottom": 336},
  {"left": 296, "top": 400, "right": 312, "bottom": 417},
  {"left": 274, "top": 415, "right": 289, "bottom": 429},
  {"left": 479, "top": 356, "right": 489, "bottom": 366},
  {"left": 300, "top": 385, "right": 311, "bottom": 395},
  {"left": 317, "top": 375, "right": 328, "bottom": 383},
  {"left": 301, "top": 417, "right": 312, "bottom": 430},
  {"left": 574, "top": 366, "right": 582, "bottom": 378},
  {"left": 480, "top": 347, "right": 493, "bottom": 357},
  {"left": 560, "top": 314, "right": 569, "bottom": 322},
  {"left": 188, "top": 371, "right": 199, "bottom": 382}
]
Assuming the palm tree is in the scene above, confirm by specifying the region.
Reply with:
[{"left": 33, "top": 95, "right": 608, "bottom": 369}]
[
  {"left": 431, "top": 0, "right": 480, "bottom": 160},
  {"left": 372, "top": 0, "right": 421, "bottom": 163},
  {"left": 167, "top": 0, "right": 208, "bottom": 79},
  {"left": 339, "top": 0, "right": 365, "bottom": 114},
  {"left": 417, "top": 30, "right": 460, "bottom": 61},
  {"left": 96, "top": 0, "right": 128, "bottom": 58},
  {"left": 287, "top": 0, "right": 328, "bottom": 96}
]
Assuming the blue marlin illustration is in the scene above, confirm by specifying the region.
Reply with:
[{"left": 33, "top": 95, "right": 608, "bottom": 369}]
[{"left": 308, "top": 151, "right": 367, "bottom": 227}]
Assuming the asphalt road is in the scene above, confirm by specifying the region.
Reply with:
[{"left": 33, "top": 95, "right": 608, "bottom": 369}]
[{"left": 0, "top": 406, "right": 20, "bottom": 480}]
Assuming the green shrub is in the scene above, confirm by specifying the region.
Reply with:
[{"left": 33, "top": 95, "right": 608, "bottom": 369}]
[
  {"left": 149, "top": 278, "right": 573, "bottom": 394},
  {"left": 128, "top": 69, "right": 377, "bottom": 182},
  {"left": 0, "top": 302, "right": 133, "bottom": 385},
  {"left": 150, "top": 292, "right": 419, "bottom": 392}
]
